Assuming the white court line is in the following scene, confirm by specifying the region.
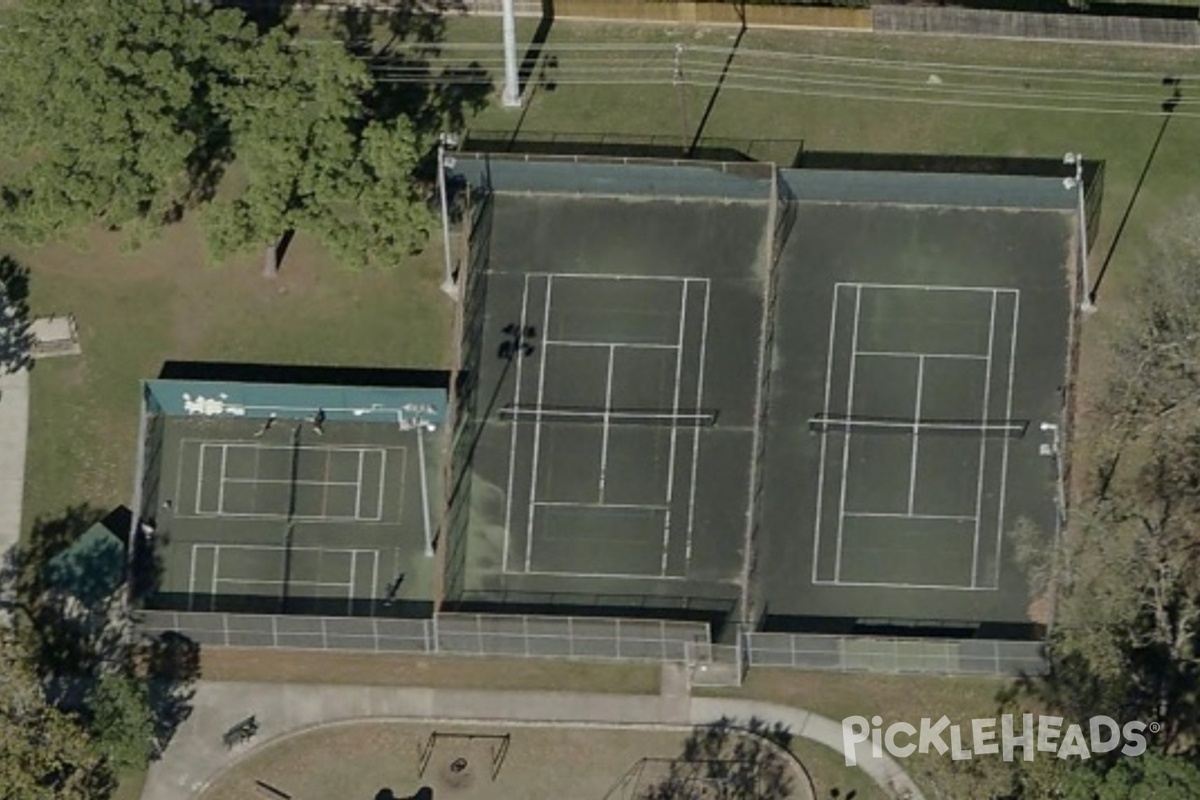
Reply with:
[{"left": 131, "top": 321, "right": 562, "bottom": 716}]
[
  {"left": 994, "top": 292, "right": 1021, "bottom": 588},
  {"left": 542, "top": 339, "right": 679, "bottom": 351},
  {"left": 525, "top": 274, "right": 554, "bottom": 572},
  {"left": 971, "top": 290, "right": 999, "bottom": 589},
  {"left": 524, "top": 272, "right": 701, "bottom": 283},
  {"left": 598, "top": 345, "right": 616, "bottom": 503},
  {"left": 833, "top": 286, "right": 863, "bottom": 583},
  {"left": 857, "top": 350, "right": 989, "bottom": 361},
  {"left": 814, "top": 578, "right": 999, "bottom": 591},
  {"left": 844, "top": 512, "right": 976, "bottom": 522},
  {"left": 684, "top": 281, "right": 711, "bottom": 567},
  {"left": 221, "top": 478, "right": 361, "bottom": 487},
  {"left": 534, "top": 501, "right": 668, "bottom": 511},
  {"left": 907, "top": 355, "right": 925, "bottom": 516},
  {"left": 192, "top": 444, "right": 208, "bottom": 516},
  {"left": 214, "top": 578, "right": 354, "bottom": 589},
  {"left": 836, "top": 281, "right": 1017, "bottom": 295},
  {"left": 354, "top": 450, "right": 364, "bottom": 519},
  {"left": 376, "top": 450, "right": 388, "bottom": 523},
  {"left": 502, "top": 275, "right": 532, "bottom": 574},
  {"left": 812, "top": 285, "right": 842, "bottom": 584},
  {"left": 371, "top": 552, "right": 380, "bottom": 614},
  {"left": 180, "top": 439, "right": 388, "bottom": 455},
  {"left": 211, "top": 545, "right": 220, "bottom": 597},
  {"left": 517, "top": 568, "right": 690, "bottom": 581},
  {"left": 416, "top": 426, "right": 434, "bottom": 556},
  {"left": 187, "top": 544, "right": 202, "bottom": 610},
  {"left": 663, "top": 280, "right": 689, "bottom": 575}
]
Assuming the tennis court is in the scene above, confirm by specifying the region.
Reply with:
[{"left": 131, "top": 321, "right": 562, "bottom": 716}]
[
  {"left": 451, "top": 186, "right": 765, "bottom": 610},
  {"left": 137, "top": 380, "right": 446, "bottom": 617},
  {"left": 760, "top": 197, "right": 1074, "bottom": 625}
]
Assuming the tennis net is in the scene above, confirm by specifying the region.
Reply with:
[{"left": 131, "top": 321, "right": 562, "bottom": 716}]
[
  {"left": 809, "top": 414, "right": 1027, "bottom": 438},
  {"left": 499, "top": 405, "right": 718, "bottom": 427}
]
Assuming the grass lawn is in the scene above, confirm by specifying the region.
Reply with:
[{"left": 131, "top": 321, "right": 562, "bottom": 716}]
[
  {"left": 16, "top": 218, "right": 452, "bottom": 532},
  {"left": 200, "top": 721, "right": 815, "bottom": 800},
  {"left": 112, "top": 768, "right": 148, "bottom": 800},
  {"left": 200, "top": 648, "right": 661, "bottom": 694}
]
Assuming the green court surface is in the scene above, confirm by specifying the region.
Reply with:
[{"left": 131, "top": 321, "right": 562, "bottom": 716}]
[
  {"left": 759, "top": 202, "right": 1072, "bottom": 625},
  {"left": 144, "top": 414, "right": 443, "bottom": 617},
  {"left": 448, "top": 192, "right": 763, "bottom": 613}
]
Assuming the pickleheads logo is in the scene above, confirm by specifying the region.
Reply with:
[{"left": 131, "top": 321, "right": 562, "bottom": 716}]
[{"left": 841, "top": 715, "right": 1156, "bottom": 766}]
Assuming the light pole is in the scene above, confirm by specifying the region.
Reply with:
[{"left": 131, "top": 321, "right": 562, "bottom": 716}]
[
  {"left": 501, "top": 0, "right": 522, "bottom": 108},
  {"left": 1063, "top": 152, "right": 1095, "bottom": 314},
  {"left": 437, "top": 133, "right": 460, "bottom": 299}
]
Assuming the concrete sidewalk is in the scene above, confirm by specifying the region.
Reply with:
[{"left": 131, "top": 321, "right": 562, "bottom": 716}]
[
  {"left": 142, "top": 675, "right": 924, "bottom": 800},
  {"left": 0, "top": 368, "right": 29, "bottom": 562}
]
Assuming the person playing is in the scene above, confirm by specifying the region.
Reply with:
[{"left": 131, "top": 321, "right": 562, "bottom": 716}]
[{"left": 311, "top": 408, "right": 326, "bottom": 436}]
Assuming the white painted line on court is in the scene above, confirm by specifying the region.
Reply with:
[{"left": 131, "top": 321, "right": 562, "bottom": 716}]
[
  {"left": 843, "top": 511, "right": 978, "bottom": 522},
  {"left": 663, "top": 280, "right": 690, "bottom": 575},
  {"left": 856, "top": 350, "right": 989, "bottom": 361},
  {"left": 416, "top": 425, "right": 434, "bottom": 557},
  {"left": 187, "top": 544, "right": 201, "bottom": 610},
  {"left": 994, "top": 291, "right": 1021, "bottom": 589},
  {"left": 211, "top": 544, "right": 221, "bottom": 598},
  {"left": 533, "top": 501, "right": 668, "bottom": 511},
  {"left": 354, "top": 449, "right": 364, "bottom": 519},
  {"left": 684, "top": 280, "right": 711, "bottom": 567},
  {"left": 542, "top": 339, "right": 679, "bottom": 351},
  {"left": 908, "top": 355, "right": 925, "bottom": 516},
  {"left": 836, "top": 281, "right": 1017, "bottom": 296},
  {"left": 599, "top": 345, "right": 616, "bottom": 503},
  {"left": 812, "top": 284, "right": 841, "bottom": 584},
  {"left": 517, "top": 568, "right": 689, "bottom": 581},
  {"left": 971, "top": 290, "right": 999, "bottom": 589},
  {"left": 193, "top": 443, "right": 209, "bottom": 516},
  {"left": 833, "top": 286, "right": 863, "bottom": 583},
  {"left": 222, "top": 477, "right": 362, "bottom": 487},
  {"left": 371, "top": 550, "right": 380, "bottom": 611},
  {"left": 527, "top": 272, "right": 699, "bottom": 283},
  {"left": 376, "top": 449, "right": 389, "bottom": 524},
  {"left": 215, "top": 578, "right": 354, "bottom": 589},
  {"left": 814, "top": 578, "right": 998, "bottom": 591},
  {"left": 502, "top": 275, "right": 531, "bottom": 574},
  {"left": 525, "top": 274, "right": 554, "bottom": 573}
]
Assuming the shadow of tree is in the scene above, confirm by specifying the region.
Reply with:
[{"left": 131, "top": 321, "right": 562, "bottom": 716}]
[
  {"left": 0, "top": 255, "right": 36, "bottom": 375},
  {"left": 328, "top": 2, "right": 494, "bottom": 138},
  {"left": 1, "top": 503, "right": 201, "bottom": 761},
  {"left": 637, "top": 716, "right": 797, "bottom": 800}
]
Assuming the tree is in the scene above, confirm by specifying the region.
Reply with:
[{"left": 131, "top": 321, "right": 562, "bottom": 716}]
[
  {"left": 205, "top": 29, "right": 432, "bottom": 272},
  {"left": 84, "top": 672, "right": 156, "bottom": 773},
  {"left": 0, "top": 632, "right": 114, "bottom": 800},
  {"left": 1024, "top": 200, "right": 1200, "bottom": 754},
  {"left": 0, "top": 0, "right": 255, "bottom": 244}
]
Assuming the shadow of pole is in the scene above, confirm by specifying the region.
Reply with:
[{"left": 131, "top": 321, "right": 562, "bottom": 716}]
[
  {"left": 1091, "top": 80, "right": 1181, "bottom": 302},
  {"left": 687, "top": 7, "right": 747, "bottom": 158}
]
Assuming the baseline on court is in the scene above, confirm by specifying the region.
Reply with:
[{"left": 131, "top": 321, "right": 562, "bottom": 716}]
[
  {"left": 176, "top": 439, "right": 406, "bottom": 524},
  {"left": 187, "top": 543, "right": 380, "bottom": 614},
  {"left": 811, "top": 282, "right": 1021, "bottom": 591},
  {"left": 502, "top": 272, "right": 712, "bottom": 580}
]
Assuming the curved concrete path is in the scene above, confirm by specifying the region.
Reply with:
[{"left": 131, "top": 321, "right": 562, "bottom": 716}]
[{"left": 143, "top": 675, "right": 924, "bottom": 800}]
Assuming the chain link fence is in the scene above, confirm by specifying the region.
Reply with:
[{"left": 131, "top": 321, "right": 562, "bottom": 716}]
[
  {"left": 137, "top": 610, "right": 711, "bottom": 662},
  {"left": 745, "top": 633, "right": 1047, "bottom": 677}
]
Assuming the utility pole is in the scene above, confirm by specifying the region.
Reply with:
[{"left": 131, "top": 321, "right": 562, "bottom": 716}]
[{"left": 501, "top": 0, "right": 522, "bottom": 108}]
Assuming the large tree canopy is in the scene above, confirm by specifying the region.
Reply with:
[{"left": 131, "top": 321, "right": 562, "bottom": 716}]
[
  {"left": 0, "top": 634, "right": 113, "bottom": 800},
  {"left": 0, "top": 0, "right": 254, "bottom": 243},
  {"left": 0, "top": 0, "right": 436, "bottom": 268}
]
